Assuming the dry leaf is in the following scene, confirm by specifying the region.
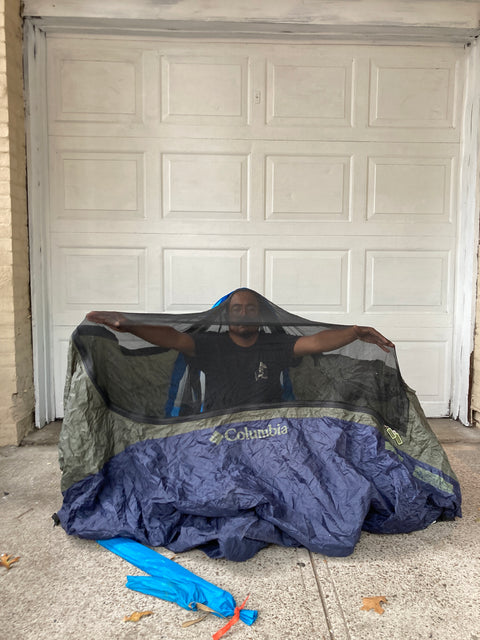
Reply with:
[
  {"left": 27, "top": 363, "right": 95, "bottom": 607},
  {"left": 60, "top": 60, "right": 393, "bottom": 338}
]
[
  {"left": 196, "top": 603, "right": 221, "bottom": 615},
  {"left": 187, "top": 602, "right": 225, "bottom": 617},
  {"left": 123, "top": 611, "right": 154, "bottom": 622},
  {"left": 182, "top": 601, "right": 227, "bottom": 628},
  {"left": 360, "top": 596, "right": 388, "bottom": 615},
  {"left": 0, "top": 554, "right": 20, "bottom": 570},
  {"left": 181, "top": 615, "right": 207, "bottom": 628}
]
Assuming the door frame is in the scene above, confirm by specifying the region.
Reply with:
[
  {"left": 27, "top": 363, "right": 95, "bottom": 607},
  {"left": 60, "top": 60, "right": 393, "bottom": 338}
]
[
  {"left": 450, "top": 40, "right": 480, "bottom": 423},
  {"left": 25, "top": 21, "right": 56, "bottom": 426},
  {"left": 23, "top": 18, "right": 480, "bottom": 425}
]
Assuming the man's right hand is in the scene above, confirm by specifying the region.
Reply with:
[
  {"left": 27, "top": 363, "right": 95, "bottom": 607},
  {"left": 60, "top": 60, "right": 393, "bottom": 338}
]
[
  {"left": 86, "top": 311, "right": 128, "bottom": 332},
  {"left": 85, "top": 311, "right": 196, "bottom": 356}
]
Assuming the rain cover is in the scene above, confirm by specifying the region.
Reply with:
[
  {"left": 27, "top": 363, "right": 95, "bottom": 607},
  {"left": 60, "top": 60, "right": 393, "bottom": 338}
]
[{"left": 56, "top": 289, "right": 461, "bottom": 561}]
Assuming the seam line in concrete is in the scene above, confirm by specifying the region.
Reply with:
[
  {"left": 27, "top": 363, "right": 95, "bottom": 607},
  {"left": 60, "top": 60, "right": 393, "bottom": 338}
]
[{"left": 309, "top": 551, "right": 352, "bottom": 640}]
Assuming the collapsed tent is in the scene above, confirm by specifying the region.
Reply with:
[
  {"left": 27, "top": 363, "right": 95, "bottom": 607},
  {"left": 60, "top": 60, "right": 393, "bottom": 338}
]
[{"left": 56, "top": 289, "right": 461, "bottom": 561}]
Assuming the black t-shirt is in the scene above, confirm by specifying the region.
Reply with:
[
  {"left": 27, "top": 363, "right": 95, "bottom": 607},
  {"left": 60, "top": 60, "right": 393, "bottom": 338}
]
[{"left": 191, "top": 331, "right": 299, "bottom": 412}]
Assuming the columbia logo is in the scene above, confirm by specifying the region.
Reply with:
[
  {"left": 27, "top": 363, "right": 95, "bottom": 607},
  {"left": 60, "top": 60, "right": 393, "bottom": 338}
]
[
  {"left": 209, "top": 431, "right": 224, "bottom": 445},
  {"left": 386, "top": 426, "right": 403, "bottom": 446}
]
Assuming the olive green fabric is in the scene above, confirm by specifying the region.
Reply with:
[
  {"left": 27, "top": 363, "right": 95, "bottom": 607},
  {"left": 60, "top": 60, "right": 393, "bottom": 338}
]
[{"left": 60, "top": 340, "right": 457, "bottom": 493}]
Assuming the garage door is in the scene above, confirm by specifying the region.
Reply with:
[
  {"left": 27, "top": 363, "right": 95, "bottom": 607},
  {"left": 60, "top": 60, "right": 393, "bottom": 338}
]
[{"left": 44, "top": 35, "right": 465, "bottom": 417}]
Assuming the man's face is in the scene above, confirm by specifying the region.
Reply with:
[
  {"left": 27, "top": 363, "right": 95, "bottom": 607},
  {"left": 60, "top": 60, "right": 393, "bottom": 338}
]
[{"left": 228, "top": 291, "right": 260, "bottom": 338}]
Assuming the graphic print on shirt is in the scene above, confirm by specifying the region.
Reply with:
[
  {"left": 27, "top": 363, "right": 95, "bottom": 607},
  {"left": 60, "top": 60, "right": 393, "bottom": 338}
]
[{"left": 255, "top": 361, "right": 268, "bottom": 381}]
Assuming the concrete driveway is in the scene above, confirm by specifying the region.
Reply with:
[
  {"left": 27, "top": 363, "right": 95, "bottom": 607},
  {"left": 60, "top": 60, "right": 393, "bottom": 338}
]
[{"left": 1, "top": 419, "right": 479, "bottom": 640}]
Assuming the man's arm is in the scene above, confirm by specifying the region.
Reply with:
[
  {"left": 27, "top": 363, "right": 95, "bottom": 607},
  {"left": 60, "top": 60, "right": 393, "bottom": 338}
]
[
  {"left": 293, "top": 325, "right": 394, "bottom": 357},
  {"left": 86, "top": 311, "right": 196, "bottom": 357}
]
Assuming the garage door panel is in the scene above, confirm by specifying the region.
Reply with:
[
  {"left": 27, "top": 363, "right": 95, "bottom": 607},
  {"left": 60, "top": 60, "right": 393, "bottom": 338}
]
[
  {"left": 47, "top": 37, "right": 464, "bottom": 146},
  {"left": 163, "top": 248, "right": 249, "bottom": 311},
  {"left": 265, "top": 249, "right": 350, "bottom": 313},
  {"left": 367, "top": 155, "right": 454, "bottom": 223},
  {"left": 52, "top": 150, "right": 147, "bottom": 220},
  {"left": 162, "top": 152, "right": 250, "bottom": 220},
  {"left": 161, "top": 55, "right": 251, "bottom": 125},
  {"left": 369, "top": 57, "right": 458, "bottom": 129},
  {"left": 48, "top": 138, "right": 459, "bottom": 237},
  {"left": 365, "top": 250, "right": 451, "bottom": 313},
  {"left": 394, "top": 339, "right": 450, "bottom": 416},
  {"left": 48, "top": 218, "right": 458, "bottom": 240},
  {"left": 48, "top": 38, "right": 145, "bottom": 124},
  {"left": 265, "top": 154, "right": 352, "bottom": 221},
  {"left": 52, "top": 327, "right": 73, "bottom": 417},
  {"left": 52, "top": 245, "right": 148, "bottom": 321},
  {"left": 266, "top": 58, "right": 354, "bottom": 127}
]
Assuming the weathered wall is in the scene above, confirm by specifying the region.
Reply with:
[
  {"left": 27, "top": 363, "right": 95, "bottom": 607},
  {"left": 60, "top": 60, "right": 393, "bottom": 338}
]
[
  {"left": 471, "top": 250, "right": 480, "bottom": 426},
  {"left": 21, "top": 0, "right": 480, "bottom": 36},
  {"left": 0, "top": 0, "right": 34, "bottom": 446}
]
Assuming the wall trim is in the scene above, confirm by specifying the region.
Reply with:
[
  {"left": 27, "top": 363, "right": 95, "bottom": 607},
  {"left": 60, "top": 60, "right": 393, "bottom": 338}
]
[
  {"left": 451, "top": 40, "right": 480, "bottom": 424},
  {"left": 21, "top": 0, "right": 480, "bottom": 33},
  {"left": 24, "top": 20, "right": 56, "bottom": 426}
]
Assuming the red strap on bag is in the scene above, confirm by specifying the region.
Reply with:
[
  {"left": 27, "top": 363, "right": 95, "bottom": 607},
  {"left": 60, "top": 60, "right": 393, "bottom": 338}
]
[{"left": 212, "top": 594, "right": 250, "bottom": 640}]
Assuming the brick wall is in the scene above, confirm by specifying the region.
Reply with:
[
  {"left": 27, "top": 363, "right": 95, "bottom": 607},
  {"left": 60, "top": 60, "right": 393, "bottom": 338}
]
[{"left": 0, "top": 0, "right": 34, "bottom": 446}]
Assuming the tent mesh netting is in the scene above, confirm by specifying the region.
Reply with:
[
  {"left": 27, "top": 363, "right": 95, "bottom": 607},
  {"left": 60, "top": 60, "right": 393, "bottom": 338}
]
[{"left": 56, "top": 289, "right": 461, "bottom": 561}]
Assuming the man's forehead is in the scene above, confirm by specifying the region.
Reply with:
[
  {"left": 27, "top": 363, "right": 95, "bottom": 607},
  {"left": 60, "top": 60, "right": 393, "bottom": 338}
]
[{"left": 229, "top": 291, "right": 259, "bottom": 307}]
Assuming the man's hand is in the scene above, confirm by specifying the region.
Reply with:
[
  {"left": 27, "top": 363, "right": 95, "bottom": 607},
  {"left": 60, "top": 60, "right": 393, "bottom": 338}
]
[
  {"left": 86, "top": 311, "right": 129, "bottom": 332},
  {"left": 294, "top": 325, "right": 394, "bottom": 356},
  {"left": 85, "top": 311, "right": 196, "bottom": 356},
  {"left": 353, "top": 326, "right": 394, "bottom": 352}
]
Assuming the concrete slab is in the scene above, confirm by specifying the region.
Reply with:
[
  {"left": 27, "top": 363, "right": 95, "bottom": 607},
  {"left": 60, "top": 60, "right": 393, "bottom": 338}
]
[
  {"left": 0, "top": 444, "right": 332, "bottom": 640},
  {"left": 428, "top": 418, "right": 480, "bottom": 444},
  {"left": 1, "top": 419, "right": 479, "bottom": 640},
  {"left": 20, "top": 420, "right": 62, "bottom": 446},
  {"left": 310, "top": 438, "right": 480, "bottom": 640}
]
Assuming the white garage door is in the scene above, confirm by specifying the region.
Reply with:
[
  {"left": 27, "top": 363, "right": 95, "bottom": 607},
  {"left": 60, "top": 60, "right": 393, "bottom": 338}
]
[{"left": 44, "top": 35, "right": 466, "bottom": 417}]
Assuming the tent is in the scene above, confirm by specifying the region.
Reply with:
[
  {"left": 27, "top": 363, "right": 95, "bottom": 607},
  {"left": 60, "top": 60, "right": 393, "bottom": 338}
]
[{"left": 56, "top": 289, "right": 461, "bottom": 561}]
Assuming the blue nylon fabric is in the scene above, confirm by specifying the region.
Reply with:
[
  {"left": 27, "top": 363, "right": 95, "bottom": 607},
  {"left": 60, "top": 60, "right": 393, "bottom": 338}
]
[
  {"left": 165, "top": 353, "right": 187, "bottom": 417},
  {"left": 97, "top": 538, "right": 257, "bottom": 624},
  {"left": 58, "top": 417, "right": 461, "bottom": 561},
  {"left": 212, "top": 292, "right": 234, "bottom": 307}
]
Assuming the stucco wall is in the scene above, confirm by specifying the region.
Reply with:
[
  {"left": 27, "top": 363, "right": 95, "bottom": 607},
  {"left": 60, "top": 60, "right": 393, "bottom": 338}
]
[{"left": 0, "top": 0, "right": 34, "bottom": 446}]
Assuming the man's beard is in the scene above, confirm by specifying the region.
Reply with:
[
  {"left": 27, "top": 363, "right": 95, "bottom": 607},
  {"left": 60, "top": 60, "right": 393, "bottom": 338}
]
[{"left": 230, "top": 324, "right": 259, "bottom": 339}]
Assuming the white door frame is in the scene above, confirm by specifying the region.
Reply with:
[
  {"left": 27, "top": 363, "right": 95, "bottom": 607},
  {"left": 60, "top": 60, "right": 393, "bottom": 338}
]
[
  {"left": 451, "top": 40, "right": 480, "bottom": 424},
  {"left": 23, "top": 18, "right": 480, "bottom": 426},
  {"left": 24, "top": 21, "right": 56, "bottom": 426}
]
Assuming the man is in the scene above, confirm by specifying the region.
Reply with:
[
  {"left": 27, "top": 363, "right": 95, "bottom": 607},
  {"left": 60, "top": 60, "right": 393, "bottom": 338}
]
[{"left": 87, "top": 288, "right": 393, "bottom": 412}]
